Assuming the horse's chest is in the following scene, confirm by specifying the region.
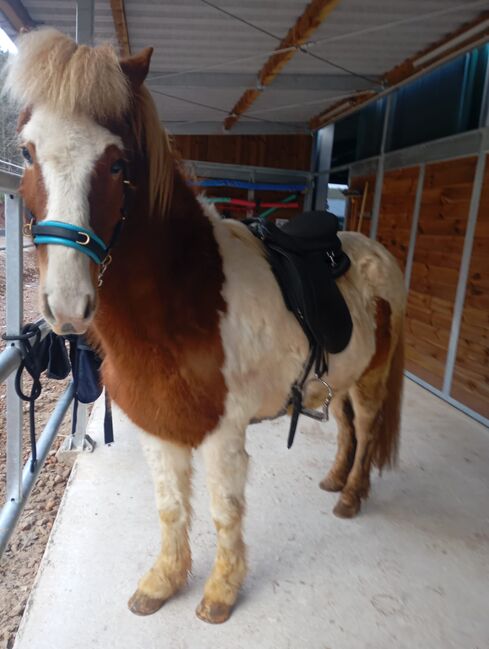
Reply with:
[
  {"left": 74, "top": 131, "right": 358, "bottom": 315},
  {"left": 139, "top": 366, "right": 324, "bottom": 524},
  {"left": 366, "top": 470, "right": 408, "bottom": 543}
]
[{"left": 100, "top": 340, "right": 227, "bottom": 447}]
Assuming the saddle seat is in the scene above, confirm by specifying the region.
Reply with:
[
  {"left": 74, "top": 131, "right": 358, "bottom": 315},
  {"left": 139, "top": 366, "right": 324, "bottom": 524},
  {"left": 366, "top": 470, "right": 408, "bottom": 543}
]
[
  {"left": 248, "top": 210, "right": 353, "bottom": 356},
  {"left": 278, "top": 209, "right": 340, "bottom": 246}
]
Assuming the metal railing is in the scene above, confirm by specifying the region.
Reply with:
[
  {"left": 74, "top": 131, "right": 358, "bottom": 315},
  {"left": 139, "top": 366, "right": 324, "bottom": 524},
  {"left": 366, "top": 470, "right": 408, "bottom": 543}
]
[{"left": 0, "top": 173, "right": 77, "bottom": 557}]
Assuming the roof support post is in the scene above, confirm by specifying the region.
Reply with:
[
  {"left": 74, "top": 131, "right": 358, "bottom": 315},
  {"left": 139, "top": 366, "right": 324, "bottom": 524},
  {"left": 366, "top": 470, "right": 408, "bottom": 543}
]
[
  {"left": 76, "top": 0, "right": 94, "bottom": 46},
  {"left": 312, "top": 124, "right": 334, "bottom": 211},
  {"left": 404, "top": 163, "right": 425, "bottom": 291},
  {"left": 370, "top": 93, "right": 393, "bottom": 240},
  {"left": 442, "top": 131, "right": 487, "bottom": 397}
]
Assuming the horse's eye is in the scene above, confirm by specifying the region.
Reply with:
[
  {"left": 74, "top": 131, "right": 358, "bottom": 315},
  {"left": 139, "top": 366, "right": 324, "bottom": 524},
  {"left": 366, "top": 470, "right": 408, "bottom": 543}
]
[
  {"left": 110, "top": 159, "right": 124, "bottom": 175},
  {"left": 21, "top": 146, "right": 33, "bottom": 165}
]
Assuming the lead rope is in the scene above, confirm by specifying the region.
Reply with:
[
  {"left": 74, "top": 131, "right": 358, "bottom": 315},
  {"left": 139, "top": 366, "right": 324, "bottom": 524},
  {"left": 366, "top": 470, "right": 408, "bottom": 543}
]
[{"left": 3, "top": 324, "right": 47, "bottom": 472}]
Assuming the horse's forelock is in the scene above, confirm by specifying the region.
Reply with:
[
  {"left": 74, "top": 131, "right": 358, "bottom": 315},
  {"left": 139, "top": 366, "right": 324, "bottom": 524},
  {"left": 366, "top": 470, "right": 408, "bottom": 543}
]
[
  {"left": 5, "top": 28, "right": 130, "bottom": 122},
  {"left": 7, "top": 28, "right": 174, "bottom": 219}
]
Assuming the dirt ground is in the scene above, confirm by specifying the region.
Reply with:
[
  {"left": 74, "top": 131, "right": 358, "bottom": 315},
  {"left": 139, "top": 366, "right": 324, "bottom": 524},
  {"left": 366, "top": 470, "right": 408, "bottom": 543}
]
[{"left": 0, "top": 248, "right": 72, "bottom": 649}]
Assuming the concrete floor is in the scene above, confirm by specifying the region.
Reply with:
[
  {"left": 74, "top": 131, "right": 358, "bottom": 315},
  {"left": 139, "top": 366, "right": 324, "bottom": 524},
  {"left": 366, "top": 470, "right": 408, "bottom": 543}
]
[{"left": 13, "top": 380, "right": 489, "bottom": 649}]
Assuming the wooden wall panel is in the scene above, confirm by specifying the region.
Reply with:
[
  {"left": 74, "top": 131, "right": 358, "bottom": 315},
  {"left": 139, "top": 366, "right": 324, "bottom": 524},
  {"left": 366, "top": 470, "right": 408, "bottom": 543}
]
[
  {"left": 173, "top": 134, "right": 313, "bottom": 170},
  {"left": 451, "top": 155, "right": 489, "bottom": 418},
  {"left": 376, "top": 167, "right": 419, "bottom": 272},
  {"left": 405, "top": 157, "right": 477, "bottom": 389}
]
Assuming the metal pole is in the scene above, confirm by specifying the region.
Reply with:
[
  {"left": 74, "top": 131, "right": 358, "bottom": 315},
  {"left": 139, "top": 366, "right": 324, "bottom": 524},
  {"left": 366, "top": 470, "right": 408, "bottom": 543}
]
[
  {"left": 75, "top": 0, "right": 94, "bottom": 45},
  {"left": 0, "top": 384, "right": 74, "bottom": 558},
  {"left": 303, "top": 134, "right": 318, "bottom": 212},
  {"left": 0, "top": 346, "right": 22, "bottom": 385},
  {"left": 71, "top": 401, "right": 89, "bottom": 450},
  {"left": 247, "top": 171, "right": 255, "bottom": 219},
  {"left": 370, "top": 94, "right": 393, "bottom": 240},
  {"left": 313, "top": 124, "right": 335, "bottom": 211},
  {"left": 404, "top": 163, "right": 425, "bottom": 291},
  {"left": 442, "top": 138, "right": 486, "bottom": 396},
  {"left": 5, "top": 194, "right": 23, "bottom": 503}
]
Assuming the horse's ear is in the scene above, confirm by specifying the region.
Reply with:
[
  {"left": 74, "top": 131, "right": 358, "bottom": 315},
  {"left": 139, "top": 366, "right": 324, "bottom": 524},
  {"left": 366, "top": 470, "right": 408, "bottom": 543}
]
[{"left": 120, "top": 47, "right": 154, "bottom": 88}]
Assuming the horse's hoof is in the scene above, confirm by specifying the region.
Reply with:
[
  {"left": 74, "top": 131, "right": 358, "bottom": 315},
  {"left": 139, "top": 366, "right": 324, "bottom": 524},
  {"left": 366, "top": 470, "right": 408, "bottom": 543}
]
[
  {"left": 319, "top": 474, "right": 345, "bottom": 492},
  {"left": 333, "top": 497, "right": 360, "bottom": 519},
  {"left": 196, "top": 598, "right": 232, "bottom": 624},
  {"left": 128, "top": 590, "right": 166, "bottom": 616}
]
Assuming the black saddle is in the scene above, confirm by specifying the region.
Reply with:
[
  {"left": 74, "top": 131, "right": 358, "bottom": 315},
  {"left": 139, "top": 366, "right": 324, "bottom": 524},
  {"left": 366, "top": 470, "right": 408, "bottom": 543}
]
[{"left": 248, "top": 210, "right": 353, "bottom": 356}]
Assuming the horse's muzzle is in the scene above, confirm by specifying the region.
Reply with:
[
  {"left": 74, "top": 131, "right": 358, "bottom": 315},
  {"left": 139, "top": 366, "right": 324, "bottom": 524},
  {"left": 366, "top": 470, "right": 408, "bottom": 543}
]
[{"left": 43, "top": 293, "right": 95, "bottom": 335}]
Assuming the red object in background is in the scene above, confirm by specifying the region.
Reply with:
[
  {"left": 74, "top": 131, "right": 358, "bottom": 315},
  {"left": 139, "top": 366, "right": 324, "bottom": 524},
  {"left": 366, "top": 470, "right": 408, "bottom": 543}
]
[{"left": 214, "top": 199, "right": 299, "bottom": 210}]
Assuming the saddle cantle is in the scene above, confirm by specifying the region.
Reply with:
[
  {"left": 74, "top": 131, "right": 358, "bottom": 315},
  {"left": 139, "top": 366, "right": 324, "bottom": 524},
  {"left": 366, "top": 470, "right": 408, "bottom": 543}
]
[{"left": 248, "top": 210, "right": 353, "bottom": 356}]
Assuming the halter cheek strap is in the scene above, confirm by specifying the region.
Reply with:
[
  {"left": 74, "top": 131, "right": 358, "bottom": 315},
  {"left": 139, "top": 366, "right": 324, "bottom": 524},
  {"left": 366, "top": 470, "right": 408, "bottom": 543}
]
[{"left": 30, "top": 220, "right": 109, "bottom": 265}]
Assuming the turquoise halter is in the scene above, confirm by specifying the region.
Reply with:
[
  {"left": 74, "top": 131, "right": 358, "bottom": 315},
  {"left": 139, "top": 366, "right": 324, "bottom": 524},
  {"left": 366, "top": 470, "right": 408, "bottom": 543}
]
[{"left": 31, "top": 220, "right": 109, "bottom": 265}]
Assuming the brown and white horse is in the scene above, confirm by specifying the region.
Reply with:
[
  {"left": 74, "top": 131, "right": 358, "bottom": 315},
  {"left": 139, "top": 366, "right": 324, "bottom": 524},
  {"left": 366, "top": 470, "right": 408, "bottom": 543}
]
[{"left": 6, "top": 29, "right": 405, "bottom": 623}]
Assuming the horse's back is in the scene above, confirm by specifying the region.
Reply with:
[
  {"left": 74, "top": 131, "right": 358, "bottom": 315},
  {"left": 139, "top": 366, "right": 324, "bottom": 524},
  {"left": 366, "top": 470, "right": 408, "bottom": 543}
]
[{"left": 338, "top": 231, "right": 405, "bottom": 314}]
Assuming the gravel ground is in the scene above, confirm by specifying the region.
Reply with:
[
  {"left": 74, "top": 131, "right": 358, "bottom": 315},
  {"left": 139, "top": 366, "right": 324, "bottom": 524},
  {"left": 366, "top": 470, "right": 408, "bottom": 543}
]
[{"left": 0, "top": 248, "right": 72, "bottom": 649}]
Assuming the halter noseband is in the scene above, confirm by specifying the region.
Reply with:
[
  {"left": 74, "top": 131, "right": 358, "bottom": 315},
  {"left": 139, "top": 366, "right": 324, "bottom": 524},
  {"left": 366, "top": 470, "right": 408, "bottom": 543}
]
[{"left": 29, "top": 220, "right": 109, "bottom": 265}]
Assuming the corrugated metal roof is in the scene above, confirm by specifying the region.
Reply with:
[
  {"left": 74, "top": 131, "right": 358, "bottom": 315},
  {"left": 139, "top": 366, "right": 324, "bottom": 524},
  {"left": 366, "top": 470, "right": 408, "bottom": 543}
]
[{"left": 15, "top": 0, "right": 489, "bottom": 133}]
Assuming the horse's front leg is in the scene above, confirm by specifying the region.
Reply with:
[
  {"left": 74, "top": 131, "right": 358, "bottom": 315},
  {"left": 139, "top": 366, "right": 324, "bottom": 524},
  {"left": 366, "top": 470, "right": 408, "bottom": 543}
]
[
  {"left": 129, "top": 433, "right": 192, "bottom": 616},
  {"left": 196, "top": 423, "right": 249, "bottom": 624}
]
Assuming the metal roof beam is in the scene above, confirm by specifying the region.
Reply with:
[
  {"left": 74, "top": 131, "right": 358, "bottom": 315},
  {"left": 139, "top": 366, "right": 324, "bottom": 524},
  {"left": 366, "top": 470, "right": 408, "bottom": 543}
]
[
  {"left": 0, "top": 0, "right": 36, "bottom": 32},
  {"left": 165, "top": 120, "right": 309, "bottom": 135},
  {"left": 147, "top": 72, "right": 378, "bottom": 92},
  {"left": 184, "top": 160, "right": 312, "bottom": 184}
]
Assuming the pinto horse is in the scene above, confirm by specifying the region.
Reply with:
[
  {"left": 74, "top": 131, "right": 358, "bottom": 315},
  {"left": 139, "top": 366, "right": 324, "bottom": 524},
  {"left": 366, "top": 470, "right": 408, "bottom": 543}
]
[{"left": 6, "top": 29, "right": 405, "bottom": 624}]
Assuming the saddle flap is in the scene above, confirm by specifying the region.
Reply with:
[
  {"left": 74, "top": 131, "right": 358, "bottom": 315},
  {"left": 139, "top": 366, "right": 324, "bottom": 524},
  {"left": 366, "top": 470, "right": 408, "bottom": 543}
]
[{"left": 269, "top": 247, "right": 353, "bottom": 354}]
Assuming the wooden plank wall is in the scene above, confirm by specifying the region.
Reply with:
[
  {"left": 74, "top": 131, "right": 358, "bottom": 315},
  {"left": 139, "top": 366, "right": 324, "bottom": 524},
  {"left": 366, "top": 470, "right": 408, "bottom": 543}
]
[
  {"left": 350, "top": 155, "right": 488, "bottom": 423},
  {"left": 376, "top": 168, "right": 419, "bottom": 272},
  {"left": 406, "top": 157, "right": 476, "bottom": 389},
  {"left": 173, "top": 134, "right": 313, "bottom": 170},
  {"left": 451, "top": 155, "right": 489, "bottom": 418}
]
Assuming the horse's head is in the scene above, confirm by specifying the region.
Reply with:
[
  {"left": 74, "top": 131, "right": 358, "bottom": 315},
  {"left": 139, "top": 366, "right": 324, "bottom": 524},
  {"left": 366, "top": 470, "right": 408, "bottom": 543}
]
[{"left": 5, "top": 29, "right": 163, "bottom": 335}]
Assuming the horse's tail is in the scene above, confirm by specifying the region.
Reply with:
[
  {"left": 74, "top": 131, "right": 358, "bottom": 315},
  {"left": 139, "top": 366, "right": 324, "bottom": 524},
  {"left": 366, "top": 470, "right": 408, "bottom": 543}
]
[{"left": 373, "top": 319, "right": 404, "bottom": 470}]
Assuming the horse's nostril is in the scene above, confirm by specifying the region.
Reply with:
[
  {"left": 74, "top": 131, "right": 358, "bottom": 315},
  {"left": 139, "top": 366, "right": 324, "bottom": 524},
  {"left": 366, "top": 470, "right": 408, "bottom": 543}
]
[
  {"left": 61, "top": 323, "right": 76, "bottom": 334},
  {"left": 83, "top": 296, "right": 93, "bottom": 321}
]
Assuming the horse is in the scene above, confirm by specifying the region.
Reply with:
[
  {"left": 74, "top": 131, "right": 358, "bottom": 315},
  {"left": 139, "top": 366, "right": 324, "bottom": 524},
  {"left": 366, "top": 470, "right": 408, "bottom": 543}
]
[{"left": 5, "top": 29, "right": 406, "bottom": 624}]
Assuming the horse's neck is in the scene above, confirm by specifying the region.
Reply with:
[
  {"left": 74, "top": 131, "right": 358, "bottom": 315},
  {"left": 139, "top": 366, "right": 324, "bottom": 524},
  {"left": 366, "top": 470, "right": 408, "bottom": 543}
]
[{"left": 94, "top": 168, "right": 225, "bottom": 346}]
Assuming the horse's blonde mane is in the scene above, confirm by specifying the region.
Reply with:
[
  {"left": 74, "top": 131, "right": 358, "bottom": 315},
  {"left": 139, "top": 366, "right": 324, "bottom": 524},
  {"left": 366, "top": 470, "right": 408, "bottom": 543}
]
[
  {"left": 4, "top": 27, "right": 173, "bottom": 216},
  {"left": 129, "top": 85, "right": 174, "bottom": 217}
]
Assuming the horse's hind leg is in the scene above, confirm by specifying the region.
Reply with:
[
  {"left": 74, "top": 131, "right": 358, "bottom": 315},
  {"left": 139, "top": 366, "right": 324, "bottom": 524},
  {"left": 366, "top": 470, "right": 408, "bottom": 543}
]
[
  {"left": 129, "top": 433, "right": 192, "bottom": 616},
  {"left": 333, "top": 376, "right": 385, "bottom": 519},
  {"left": 320, "top": 394, "right": 356, "bottom": 492},
  {"left": 196, "top": 422, "right": 248, "bottom": 624}
]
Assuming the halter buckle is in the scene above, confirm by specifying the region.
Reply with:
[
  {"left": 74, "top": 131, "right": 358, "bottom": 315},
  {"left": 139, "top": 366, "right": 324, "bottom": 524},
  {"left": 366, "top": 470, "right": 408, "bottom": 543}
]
[
  {"left": 23, "top": 222, "right": 33, "bottom": 237},
  {"left": 77, "top": 232, "right": 91, "bottom": 246}
]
